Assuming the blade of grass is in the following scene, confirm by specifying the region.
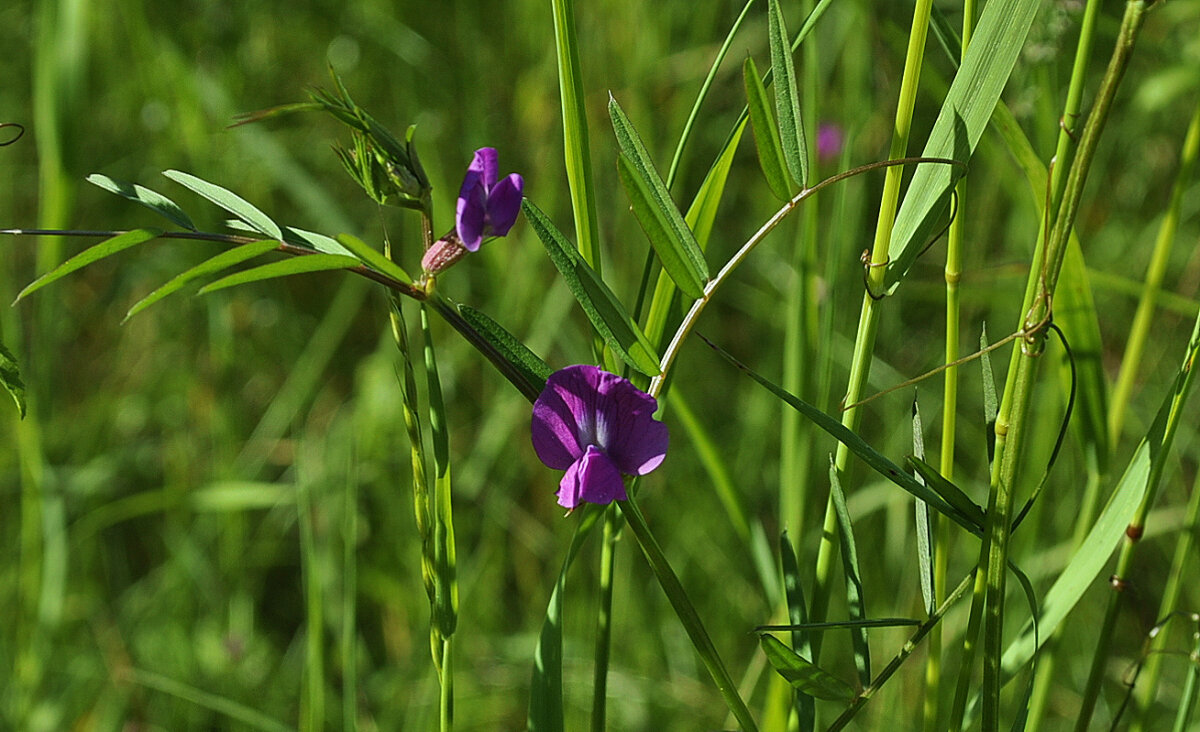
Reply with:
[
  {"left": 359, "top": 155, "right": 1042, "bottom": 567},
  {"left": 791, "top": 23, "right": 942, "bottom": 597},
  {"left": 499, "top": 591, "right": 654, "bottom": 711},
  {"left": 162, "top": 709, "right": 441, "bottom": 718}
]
[
  {"left": 828, "top": 458, "right": 870, "bottom": 686},
  {"left": 759, "top": 634, "right": 854, "bottom": 702}
]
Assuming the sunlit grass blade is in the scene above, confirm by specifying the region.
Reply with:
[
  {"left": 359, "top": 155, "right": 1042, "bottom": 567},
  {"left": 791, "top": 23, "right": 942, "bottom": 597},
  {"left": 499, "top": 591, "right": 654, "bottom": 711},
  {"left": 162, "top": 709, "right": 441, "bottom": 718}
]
[
  {"left": 703, "top": 336, "right": 982, "bottom": 534},
  {"left": 528, "top": 505, "right": 603, "bottom": 732},
  {"left": 906, "top": 456, "right": 986, "bottom": 531},
  {"left": 522, "top": 199, "right": 661, "bottom": 376},
  {"left": 163, "top": 169, "right": 284, "bottom": 240},
  {"left": 743, "top": 57, "right": 794, "bottom": 201},
  {"left": 1001, "top": 308, "right": 1200, "bottom": 681},
  {"left": 759, "top": 634, "right": 854, "bottom": 702},
  {"left": 912, "top": 399, "right": 935, "bottom": 615},
  {"left": 198, "top": 254, "right": 360, "bottom": 294},
  {"left": 0, "top": 341, "right": 26, "bottom": 418},
  {"left": 615, "top": 153, "right": 706, "bottom": 300},
  {"left": 828, "top": 458, "right": 870, "bottom": 686},
  {"left": 885, "top": 0, "right": 1041, "bottom": 291},
  {"left": 14, "top": 228, "right": 162, "bottom": 303},
  {"left": 767, "top": 0, "right": 808, "bottom": 188},
  {"left": 124, "top": 240, "right": 279, "bottom": 321},
  {"left": 549, "top": 0, "right": 600, "bottom": 268},
  {"left": 335, "top": 232, "right": 413, "bottom": 284},
  {"left": 86, "top": 174, "right": 197, "bottom": 231},
  {"left": 609, "top": 97, "right": 708, "bottom": 292}
]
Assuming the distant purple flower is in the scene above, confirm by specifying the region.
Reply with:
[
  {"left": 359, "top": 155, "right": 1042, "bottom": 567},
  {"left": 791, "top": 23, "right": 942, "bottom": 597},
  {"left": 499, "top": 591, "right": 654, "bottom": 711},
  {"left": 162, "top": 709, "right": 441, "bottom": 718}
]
[
  {"left": 817, "top": 123, "right": 844, "bottom": 163},
  {"left": 531, "top": 365, "right": 669, "bottom": 510},
  {"left": 456, "top": 147, "right": 524, "bottom": 252}
]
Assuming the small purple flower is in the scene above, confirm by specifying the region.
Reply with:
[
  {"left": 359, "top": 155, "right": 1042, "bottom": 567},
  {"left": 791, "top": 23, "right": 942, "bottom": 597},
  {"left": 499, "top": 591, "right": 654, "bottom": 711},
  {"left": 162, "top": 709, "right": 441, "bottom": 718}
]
[
  {"left": 817, "top": 123, "right": 844, "bottom": 163},
  {"left": 456, "top": 147, "right": 524, "bottom": 252},
  {"left": 531, "top": 365, "right": 669, "bottom": 510}
]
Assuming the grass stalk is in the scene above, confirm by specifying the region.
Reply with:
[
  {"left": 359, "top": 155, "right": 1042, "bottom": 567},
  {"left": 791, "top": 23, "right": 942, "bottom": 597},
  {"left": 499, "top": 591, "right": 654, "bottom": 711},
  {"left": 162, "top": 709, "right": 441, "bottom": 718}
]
[
  {"left": 809, "top": 0, "right": 933, "bottom": 660},
  {"left": 589, "top": 507, "right": 619, "bottom": 732}
]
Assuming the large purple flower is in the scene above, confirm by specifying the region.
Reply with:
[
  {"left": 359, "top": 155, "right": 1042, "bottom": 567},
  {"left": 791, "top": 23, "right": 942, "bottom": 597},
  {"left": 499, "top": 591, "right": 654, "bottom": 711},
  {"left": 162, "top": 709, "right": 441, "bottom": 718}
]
[
  {"left": 531, "top": 365, "right": 669, "bottom": 510},
  {"left": 456, "top": 147, "right": 524, "bottom": 252}
]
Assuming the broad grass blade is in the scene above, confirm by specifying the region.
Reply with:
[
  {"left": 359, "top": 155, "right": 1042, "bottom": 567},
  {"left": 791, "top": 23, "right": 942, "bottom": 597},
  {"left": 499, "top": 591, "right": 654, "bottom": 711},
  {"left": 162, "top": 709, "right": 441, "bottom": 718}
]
[
  {"left": 0, "top": 341, "right": 26, "bottom": 418},
  {"left": 457, "top": 305, "right": 552, "bottom": 390},
  {"left": 15, "top": 228, "right": 162, "bottom": 303},
  {"left": 124, "top": 240, "right": 279, "bottom": 321},
  {"left": 759, "top": 634, "right": 854, "bottom": 701},
  {"left": 885, "top": 0, "right": 1041, "bottom": 291},
  {"left": 549, "top": 0, "right": 600, "bottom": 268},
  {"left": 164, "top": 169, "right": 284, "bottom": 240},
  {"left": 610, "top": 97, "right": 709, "bottom": 295},
  {"left": 767, "top": 0, "right": 808, "bottom": 187},
  {"left": 335, "top": 233, "right": 413, "bottom": 284},
  {"left": 522, "top": 199, "right": 661, "bottom": 376},
  {"left": 828, "top": 459, "right": 870, "bottom": 686},
  {"left": 743, "top": 57, "right": 795, "bottom": 201},
  {"left": 704, "top": 337, "right": 982, "bottom": 534},
  {"left": 199, "top": 254, "right": 360, "bottom": 294},
  {"left": 1001, "top": 311, "right": 1200, "bottom": 681},
  {"left": 87, "top": 174, "right": 197, "bottom": 231}
]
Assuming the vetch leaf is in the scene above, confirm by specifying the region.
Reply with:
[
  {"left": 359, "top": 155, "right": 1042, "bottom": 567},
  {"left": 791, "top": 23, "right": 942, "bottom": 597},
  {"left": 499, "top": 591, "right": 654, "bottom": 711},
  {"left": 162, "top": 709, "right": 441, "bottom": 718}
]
[
  {"left": 609, "top": 97, "right": 709, "bottom": 289},
  {"left": 458, "top": 305, "right": 552, "bottom": 390},
  {"left": 124, "top": 240, "right": 280, "bottom": 321},
  {"left": 616, "top": 153, "right": 706, "bottom": 299},
  {"left": 87, "top": 174, "right": 197, "bottom": 231},
  {"left": 14, "top": 228, "right": 163, "bottom": 303},
  {"left": 885, "top": 0, "right": 1040, "bottom": 291},
  {"left": 767, "top": 0, "right": 808, "bottom": 187},
  {"left": 284, "top": 227, "right": 354, "bottom": 257},
  {"left": 703, "top": 335, "right": 982, "bottom": 534},
  {"left": 743, "top": 57, "right": 794, "bottom": 201},
  {"left": 335, "top": 233, "right": 413, "bottom": 284},
  {"left": 164, "top": 169, "right": 284, "bottom": 240},
  {"left": 523, "top": 199, "right": 661, "bottom": 376},
  {"left": 907, "top": 456, "right": 987, "bottom": 532},
  {"left": 760, "top": 634, "right": 855, "bottom": 701},
  {"left": 199, "top": 254, "right": 360, "bottom": 294},
  {"left": 0, "top": 340, "right": 27, "bottom": 418}
]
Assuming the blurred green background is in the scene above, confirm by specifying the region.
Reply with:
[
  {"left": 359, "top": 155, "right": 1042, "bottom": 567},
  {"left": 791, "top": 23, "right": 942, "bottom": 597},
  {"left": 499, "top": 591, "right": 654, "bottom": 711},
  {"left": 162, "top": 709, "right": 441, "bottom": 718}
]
[{"left": 3, "top": 0, "right": 1199, "bottom": 729}]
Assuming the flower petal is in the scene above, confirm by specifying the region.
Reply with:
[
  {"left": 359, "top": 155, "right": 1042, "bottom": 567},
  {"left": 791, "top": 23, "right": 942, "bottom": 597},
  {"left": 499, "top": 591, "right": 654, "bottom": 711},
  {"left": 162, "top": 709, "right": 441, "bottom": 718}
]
[
  {"left": 456, "top": 173, "right": 487, "bottom": 251},
  {"left": 531, "top": 368, "right": 595, "bottom": 469},
  {"left": 469, "top": 147, "right": 499, "bottom": 188},
  {"left": 596, "top": 374, "right": 669, "bottom": 475},
  {"left": 557, "top": 445, "right": 627, "bottom": 509},
  {"left": 485, "top": 173, "right": 524, "bottom": 237}
]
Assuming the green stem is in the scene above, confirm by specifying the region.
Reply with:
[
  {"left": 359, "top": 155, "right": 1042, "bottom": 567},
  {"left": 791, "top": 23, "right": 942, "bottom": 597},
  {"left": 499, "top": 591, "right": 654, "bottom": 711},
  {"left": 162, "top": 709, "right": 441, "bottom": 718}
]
[
  {"left": 590, "top": 507, "right": 619, "bottom": 732},
  {"left": 617, "top": 495, "right": 758, "bottom": 731}
]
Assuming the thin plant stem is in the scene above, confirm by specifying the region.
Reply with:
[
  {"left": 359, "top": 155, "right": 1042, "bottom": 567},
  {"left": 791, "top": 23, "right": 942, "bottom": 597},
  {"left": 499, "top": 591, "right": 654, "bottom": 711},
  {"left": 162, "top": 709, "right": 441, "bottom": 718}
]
[
  {"left": 590, "top": 507, "right": 619, "bottom": 732},
  {"left": 616, "top": 494, "right": 759, "bottom": 731},
  {"left": 979, "top": 3, "right": 1148, "bottom": 728},
  {"left": 1107, "top": 99, "right": 1200, "bottom": 447},
  {"left": 809, "top": 0, "right": 934, "bottom": 664}
]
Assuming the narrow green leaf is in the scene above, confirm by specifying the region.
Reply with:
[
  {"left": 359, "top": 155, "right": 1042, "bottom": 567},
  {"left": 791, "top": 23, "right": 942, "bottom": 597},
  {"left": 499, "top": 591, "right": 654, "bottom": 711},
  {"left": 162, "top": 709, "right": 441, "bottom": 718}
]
[
  {"left": 767, "top": 0, "right": 808, "bottom": 187},
  {"left": 743, "top": 57, "right": 794, "bottom": 201},
  {"left": 421, "top": 306, "right": 457, "bottom": 638},
  {"left": 124, "top": 240, "right": 279, "bottom": 321},
  {"left": 164, "top": 169, "right": 284, "bottom": 240},
  {"left": 335, "top": 233, "right": 413, "bottom": 284},
  {"left": 760, "top": 634, "right": 855, "bottom": 701},
  {"left": 885, "top": 0, "right": 1041, "bottom": 290},
  {"left": 15, "top": 228, "right": 163, "bottom": 303},
  {"left": 198, "top": 254, "right": 360, "bottom": 294},
  {"left": 457, "top": 305, "right": 552, "bottom": 388},
  {"left": 609, "top": 97, "right": 709, "bottom": 285},
  {"left": 685, "top": 118, "right": 746, "bottom": 247},
  {"left": 87, "top": 174, "right": 197, "bottom": 231},
  {"left": 0, "top": 340, "right": 27, "bottom": 419},
  {"left": 981, "top": 325, "right": 999, "bottom": 468},
  {"left": 703, "top": 336, "right": 981, "bottom": 534},
  {"left": 779, "top": 531, "right": 815, "bottom": 732},
  {"left": 523, "top": 199, "right": 661, "bottom": 376},
  {"left": 906, "top": 456, "right": 987, "bottom": 531},
  {"left": 1006, "top": 563, "right": 1040, "bottom": 732},
  {"left": 828, "top": 458, "right": 871, "bottom": 686},
  {"left": 549, "top": 0, "right": 601, "bottom": 268},
  {"left": 285, "top": 227, "right": 354, "bottom": 257},
  {"left": 616, "top": 153, "right": 706, "bottom": 299},
  {"left": 912, "top": 399, "right": 935, "bottom": 616}
]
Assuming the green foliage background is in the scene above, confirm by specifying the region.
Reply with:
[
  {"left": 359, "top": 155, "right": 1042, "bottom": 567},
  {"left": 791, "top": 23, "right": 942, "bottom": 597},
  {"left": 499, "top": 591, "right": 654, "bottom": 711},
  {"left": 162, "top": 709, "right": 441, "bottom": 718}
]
[{"left": 2, "top": 0, "right": 1199, "bottom": 729}]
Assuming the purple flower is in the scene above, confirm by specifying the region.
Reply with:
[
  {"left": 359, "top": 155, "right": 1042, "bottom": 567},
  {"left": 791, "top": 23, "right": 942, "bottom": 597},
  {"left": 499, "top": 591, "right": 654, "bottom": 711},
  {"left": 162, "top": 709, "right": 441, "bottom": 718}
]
[
  {"left": 531, "top": 365, "right": 669, "bottom": 510},
  {"left": 817, "top": 123, "right": 844, "bottom": 163},
  {"left": 456, "top": 147, "right": 524, "bottom": 252}
]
